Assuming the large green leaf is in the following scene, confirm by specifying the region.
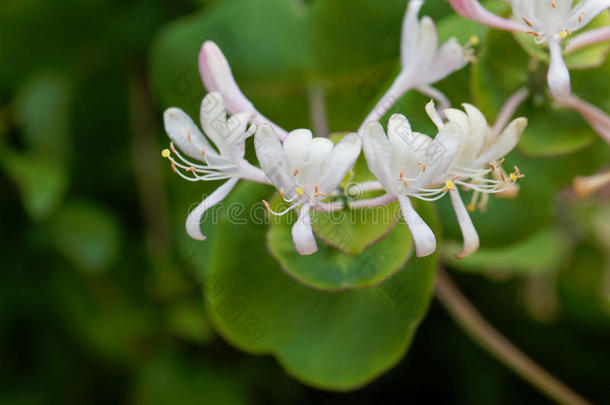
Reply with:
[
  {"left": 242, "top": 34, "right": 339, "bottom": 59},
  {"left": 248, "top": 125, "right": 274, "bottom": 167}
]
[{"left": 206, "top": 182, "right": 438, "bottom": 390}]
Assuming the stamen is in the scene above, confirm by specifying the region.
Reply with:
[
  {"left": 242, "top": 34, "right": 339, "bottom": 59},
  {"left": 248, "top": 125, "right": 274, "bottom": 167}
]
[
  {"left": 402, "top": 179, "right": 409, "bottom": 188},
  {"left": 418, "top": 162, "right": 426, "bottom": 172},
  {"left": 526, "top": 30, "right": 540, "bottom": 37},
  {"left": 161, "top": 149, "right": 171, "bottom": 158},
  {"left": 262, "top": 200, "right": 300, "bottom": 216},
  {"left": 560, "top": 30, "right": 568, "bottom": 39},
  {"left": 186, "top": 166, "right": 196, "bottom": 172},
  {"left": 293, "top": 167, "right": 299, "bottom": 177},
  {"left": 467, "top": 204, "right": 476, "bottom": 212},
  {"left": 522, "top": 17, "right": 533, "bottom": 27}
]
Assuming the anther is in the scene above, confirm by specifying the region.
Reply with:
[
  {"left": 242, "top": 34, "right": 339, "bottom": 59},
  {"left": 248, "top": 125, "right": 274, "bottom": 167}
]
[
  {"left": 161, "top": 149, "right": 171, "bottom": 158},
  {"left": 551, "top": 0, "right": 557, "bottom": 9},
  {"left": 280, "top": 187, "right": 285, "bottom": 199},
  {"left": 467, "top": 204, "right": 476, "bottom": 212},
  {"left": 399, "top": 168, "right": 404, "bottom": 179},
  {"left": 296, "top": 187, "right": 304, "bottom": 196},
  {"left": 186, "top": 166, "right": 196, "bottom": 172},
  {"left": 579, "top": 11, "right": 584, "bottom": 23},
  {"left": 402, "top": 179, "right": 409, "bottom": 188},
  {"left": 201, "top": 147, "right": 206, "bottom": 160},
  {"left": 187, "top": 130, "right": 192, "bottom": 142},
  {"left": 522, "top": 17, "right": 533, "bottom": 27},
  {"left": 293, "top": 167, "right": 299, "bottom": 177},
  {"left": 262, "top": 200, "right": 271, "bottom": 212},
  {"left": 469, "top": 35, "right": 479, "bottom": 46},
  {"left": 170, "top": 142, "right": 177, "bottom": 154},
  {"left": 418, "top": 162, "right": 426, "bottom": 172},
  {"left": 171, "top": 161, "right": 177, "bottom": 173}
]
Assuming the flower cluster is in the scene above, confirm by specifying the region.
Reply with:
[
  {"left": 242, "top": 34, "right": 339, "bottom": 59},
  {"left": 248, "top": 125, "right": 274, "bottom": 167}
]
[
  {"left": 161, "top": 0, "right": 530, "bottom": 259},
  {"left": 449, "top": 0, "right": 610, "bottom": 143}
]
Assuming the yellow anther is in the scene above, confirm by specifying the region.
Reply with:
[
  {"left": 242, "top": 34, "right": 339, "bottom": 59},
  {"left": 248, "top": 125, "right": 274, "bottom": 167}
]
[
  {"left": 161, "top": 149, "right": 171, "bottom": 158},
  {"left": 509, "top": 173, "right": 517, "bottom": 182},
  {"left": 560, "top": 30, "right": 568, "bottom": 39},
  {"left": 467, "top": 204, "right": 476, "bottom": 213},
  {"left": 445, "top": 180, "right": 455, "bottom": 190},
  {"left": 470, "top": 35, "right": 479, "bottom": 46},
  {"left": 296, "top": 187, "right": 304, "bottom": 196}
]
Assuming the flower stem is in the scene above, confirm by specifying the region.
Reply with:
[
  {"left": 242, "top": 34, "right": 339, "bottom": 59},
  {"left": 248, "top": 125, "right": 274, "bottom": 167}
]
[{"left": 435, "top": 268, "right": 592, "bottom": 405}]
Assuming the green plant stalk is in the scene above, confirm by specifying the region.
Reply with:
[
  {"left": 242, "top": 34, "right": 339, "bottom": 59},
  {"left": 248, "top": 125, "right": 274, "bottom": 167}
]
[{"left": 435, "top": 268, "right": 592, "bottom": 405}]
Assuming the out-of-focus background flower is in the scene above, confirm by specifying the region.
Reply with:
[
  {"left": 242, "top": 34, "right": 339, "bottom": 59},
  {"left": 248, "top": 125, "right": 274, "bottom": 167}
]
[{"left": 1, "top": 0, "right": 609, "bottom": 404}]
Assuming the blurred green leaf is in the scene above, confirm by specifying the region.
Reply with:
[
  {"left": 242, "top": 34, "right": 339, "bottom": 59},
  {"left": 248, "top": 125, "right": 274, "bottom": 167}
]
[
  {"left": 0, "top": 151, "right": 68, "bottom": 220},
  {"left": 48, "top": 200, "right": 121, "bottom": 274},
  {"left": 443, "top": 227, "right": 567, "bottom": 275},
  {"left": 206, "top": 182, "right": 438, "bottom": 390},
  {"left": 133, "top": 353, "right": 250, "bottom": 405},
  {"left": 15, "top": 72, "right": 73, "bottom": 159},
  {"left": 167, "top": 300, "right": 214, "bottom": 344}
]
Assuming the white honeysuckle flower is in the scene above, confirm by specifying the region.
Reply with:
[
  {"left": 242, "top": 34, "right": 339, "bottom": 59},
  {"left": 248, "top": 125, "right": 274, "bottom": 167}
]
[
  {"left": 449, "top": 0, "right": 610, "bottom": 99},
  {"left": 254, "top": 125, "right": 362, "bottom": 255},
  {"left": 360, "top": 0, "right": 471, "bottom": 130},
  {"left": 162, "top": 92, "right": 269, "bottom": 241},
  {"left": 431, "top": 100, "right": 527, "bottom": 257},
  {"left": 199, "top": 40, "right": 288, "bottom": 140},
  {"left": 361, "top": 114, "right": 463, "bottom": 257}
]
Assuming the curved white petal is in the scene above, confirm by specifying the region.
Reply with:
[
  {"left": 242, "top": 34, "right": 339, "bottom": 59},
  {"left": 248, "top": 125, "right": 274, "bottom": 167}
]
[
  {"left": 362, "top": 121, "right": 395, "bottom": 191},
  {"left": 398, "top": 195, "right": 436, "bottom": 257},
  {"left": 283, "top": 129, "right": 312, "bottom": 176},
  {"left": 200, "top": 93, "right": 249, "bottom": 157},
  {"left": 388, "top": 114, "right": 426, "bottom": 176},
  {"left": 318, "top": 133, "right": 361, "bottom": 194},
  {"left": 450, "top": 189, "right": 479, "bottom": 259},
  {"left": 547, "top": 39, "right": 572, "bottom": 100},
  {"left": 458, "top": 103, "right": 489, "bottom": 163},
  {"left": 401, "top": 0, "right": 424, "bottom": 68},
  {"left": 254, "top": 125, "right": 295, "bottom": 193},
  {"left": 163, "top": 107, "right": 218, "bottom": 161},
  {"left": 421, "top": 38, "right": 468, "bottom": 85},
  {"left": 472, "top": 117, "right": 527, "bottom": 166},
  {"left": 422, "top": 122, "right": 463, "bottom": 185},
  {"left": 568, "top": 0, "right": 610, "bottom": 30},
  {"left": 291, "top": 204, "right": 318, "bottom": 255},
  {"left": 185, "top": 177, "right": 239, "bottom": 240},
  {"left": 414, "top": 17, "right": 439, "bottom": 74},
  {"left": 299, "top": 138, "right": 334, "bottom": 187}
]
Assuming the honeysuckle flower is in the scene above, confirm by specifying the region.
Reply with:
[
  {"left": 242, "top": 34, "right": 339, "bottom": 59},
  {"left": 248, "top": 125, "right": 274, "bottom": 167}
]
[
  {"left": 360, "top": 115, "right": 463, "bottom": 257},
  {"left": 360, "top": 0, "right": 471, "bottom": 130},
  {"left": 431, "top": 100, "right": 528, "bottom": 257},
  {"left": 448, "top": 0, "right": 610, "bottom": 99},
  {"left": 359, "top": 99, "right": 527, "bottom": 258},
  {"left": 199, "top": 40, "right": 288, "bottom": 140},
  {"left": 254, "top": 125, "right": 362, "bottom": 255},
  {"left": 162, "top": 92, "right": 269, "bottom": 241}
]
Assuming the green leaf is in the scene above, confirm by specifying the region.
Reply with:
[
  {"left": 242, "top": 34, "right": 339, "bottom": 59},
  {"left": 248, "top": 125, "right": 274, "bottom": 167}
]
[
  {"left": 48, "top": 200, "right": 121, "bottom": 274},
  {"left": 15, "top": 72, "right": 73, "bottom": 159},
  {"left": 206, "top": 182, "right": 438, "bottom": 390},
  {"left": 443, "top": 227, "right": 567, "bottom": 276},
  {"left": 0, "top": 151, "right": 68, "bottom": 220},
  {"left": 268, "top": 197, "right": 412, "bottom": 291}
]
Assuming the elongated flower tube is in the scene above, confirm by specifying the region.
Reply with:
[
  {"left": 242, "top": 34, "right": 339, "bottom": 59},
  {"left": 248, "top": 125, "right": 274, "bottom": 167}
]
[
  {"left": 556, "top": 94, "right": 610, "bottom": 143},
  {"left": 254, "top": 126, "right": 362, "bottom": 255},
  {"left": 449, "top": 0, "right": 526, "bottom": 32},
  {"left": 360, "top": 0, "right": 470, "bottom": 130},
  {"left": 360, "top": 114, "right": 463, "bottom": 257},
  {"left": 162, "top": 92, "right": 269, "bottom": 241},
  {"left": 449, "top": 0, "right": 610, "bottom": 99},
  {"left": 199, "top": 41, "right": 288, "bottom": 140}
]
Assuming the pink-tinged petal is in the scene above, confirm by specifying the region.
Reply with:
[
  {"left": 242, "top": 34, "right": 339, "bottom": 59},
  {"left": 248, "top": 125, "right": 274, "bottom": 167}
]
[
  {"left": 199, "top": 41, "right": 288, "bottom": 140},
  {"left": 449, "top": 0, "right": 526, "bottom": 32},
  {"left": 547, "top": 39, "right": 572, "bottom": 100},
  {"left": 449, "top": 189, "right": 479, "bottom": 259},
  {"left": 185, "top": 177, "right": 239, "bottom": 240},
  {"left": 567, "top": 26, "right": 610, "bottom": 53},
  {"left": 398, "top": 195, "right": 436, "bottom": 257},
  {"left": 291, "top": 204, "right": 318, "bottom": 255},
  {"left": 556, "top": 95, "right": 610, "bottom": 143},
  {"left": 491, "top": 87, "right": 529, "bottom": 137}
]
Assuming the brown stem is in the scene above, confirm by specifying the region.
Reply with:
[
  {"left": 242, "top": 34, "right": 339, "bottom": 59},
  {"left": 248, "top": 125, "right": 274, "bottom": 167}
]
[{"left": 435, "top": 268, "right": 592, "bottom": 405}]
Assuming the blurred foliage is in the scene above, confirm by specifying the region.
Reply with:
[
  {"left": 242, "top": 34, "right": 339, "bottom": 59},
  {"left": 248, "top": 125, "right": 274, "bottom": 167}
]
[{"left": 1, "top": 0, "right": 609, "bottom": 404}]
